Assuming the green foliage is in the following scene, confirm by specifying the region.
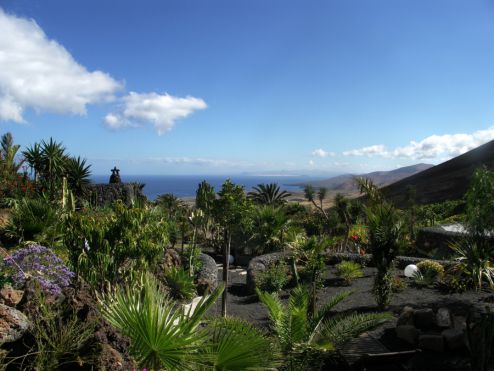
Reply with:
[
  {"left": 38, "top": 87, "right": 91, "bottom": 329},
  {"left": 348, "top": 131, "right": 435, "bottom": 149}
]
[
  {"left": 214, "top": 179, "right": 248, "bottom": 229},
  {"left": 98, "top": 273, "right": 225, "bottom": 370},
  {"left": 391, "top": 275, "right": 407, "bottom": 292},
  {"left": 63, "top": 201, "right": 168, "bottom": 288},
  {"left": 366, "top": 201, "right": 404, "bottom": 309},
  {"left": 5, "top": 285, "right": 96, "bottom": 370},
  {"left": 415, "top": 259, "right": 444, "bottom": 285},
  {"left": 257, "top": 286, "right": 391, "bottom": 368},
  {"left": 196, "top": 180, "right": 216, "bottom": 213},
  {"left": 255, "top": 260, "right": 290, "bottom": 293},
  {"left": 288, "top": 236, "right": 326, "bottom": 287},
  {"left": 451, "top": 238, "right": 494, "bottom": 291},
  {"left": 415, "top": 199, "right": 464, "bottom": 227},
  {"left": 248, "top": 183, "right": 291, "bottom": 206},
  {"left": 23, "top": 138, "right": 92, "bottom": 200},
  {"left": 206, "top": 317, "right": 282, "bottom": 370},
  {"left": 164, "top": 267, "right": 196, "bottom": 300},
  {"left": 247, "top": 205, "right": 291, "bottom": 254},
  {"left": 373, "top": 270, "right": 393, "bottom": 309},
  {"left": 1, "top": 197, "right": 61, "bottom": 245},
  {"left": 335, "top": 261, "right": 363, "bottom": 285},
  {"left": 466, "top": 167, "right": 494, "bottom": 237}
]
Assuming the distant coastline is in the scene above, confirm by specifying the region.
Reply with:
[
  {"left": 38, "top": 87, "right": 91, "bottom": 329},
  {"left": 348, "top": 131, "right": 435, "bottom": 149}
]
[{"left": 90, "top": 174, "right": 325, "bottom": 200}]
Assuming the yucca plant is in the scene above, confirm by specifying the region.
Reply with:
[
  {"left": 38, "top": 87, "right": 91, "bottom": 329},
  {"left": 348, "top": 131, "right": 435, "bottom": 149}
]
[
  {"left": 451, "top": 238, "right": 494, "bottom": 291},
  {"left": 257, "top": 286, "right": 392, "bottom": 369},
  {"left": 98, "top": 273, "right": 224, "bottom": 370}
]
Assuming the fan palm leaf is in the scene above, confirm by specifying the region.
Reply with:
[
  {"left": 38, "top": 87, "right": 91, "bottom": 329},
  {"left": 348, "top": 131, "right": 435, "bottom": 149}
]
[{"left": 98, "top": 273, "right": 224, "bottom": 370}]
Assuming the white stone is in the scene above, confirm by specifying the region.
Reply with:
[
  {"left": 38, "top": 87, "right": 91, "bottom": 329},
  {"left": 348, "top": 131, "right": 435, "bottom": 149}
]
[{"left": 404, "top": 264, "right": 419, "bottom": 278}]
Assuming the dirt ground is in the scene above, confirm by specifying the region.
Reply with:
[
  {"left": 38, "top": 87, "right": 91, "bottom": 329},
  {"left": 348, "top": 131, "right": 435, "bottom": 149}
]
[{"left": 210, "top": 265, "right": 494, "bottom": 331}]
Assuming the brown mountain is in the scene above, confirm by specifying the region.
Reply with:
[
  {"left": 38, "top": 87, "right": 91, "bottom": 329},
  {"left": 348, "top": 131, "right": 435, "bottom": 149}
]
[
  {"left": 381, "top": 140, "right": 494, "bottom": 207},
  {"left": 298, "top": 163, "right": 433, "bottom": 193}
]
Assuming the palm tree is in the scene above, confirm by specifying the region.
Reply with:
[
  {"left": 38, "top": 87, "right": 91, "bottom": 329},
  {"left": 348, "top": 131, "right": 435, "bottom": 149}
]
[
  {"left": 366, "top": 202, "right": 404, "bottom": 309},
  {"left": 40, "top": 138, "right": 67, "bottom": 196},
  {"left": 334, "top": 193, "right": 352, "bottom": 251},
  {"left": 0, "top": 132, "right": 24, "bottom": 175},
  {"left": 248, "top": 183, "right": 291, "bottom": 206},
  {"left": 249, "top": 205, "right": 291, "bottom": 254},
  {"left": 65, "top": 156, "right": 92, "bottom": 196},
  {"left": 257, "top": 286, "right": 392, "bottom": 369},
  {"left": 23, "top": 143, "right": 43, "bottom": 183},
  {"left": 303, "top": 184, "right": 328, "bottom": 219},
  {"left": 317, "top": 187, "right": 327, "bottom": 209}
]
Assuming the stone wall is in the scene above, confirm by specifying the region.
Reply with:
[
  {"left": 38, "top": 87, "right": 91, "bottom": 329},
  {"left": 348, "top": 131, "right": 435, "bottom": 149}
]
[
  {"left": 246, "top": 251, "right": 291, "bottom": 294},
  {"left": 83, "top": 183, "right": 144, "bottom": 207}
]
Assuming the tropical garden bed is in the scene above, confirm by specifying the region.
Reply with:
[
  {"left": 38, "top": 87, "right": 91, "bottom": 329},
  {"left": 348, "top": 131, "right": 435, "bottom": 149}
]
[{"left": 2, "top": 132, "right": 494, "bottom": 370}]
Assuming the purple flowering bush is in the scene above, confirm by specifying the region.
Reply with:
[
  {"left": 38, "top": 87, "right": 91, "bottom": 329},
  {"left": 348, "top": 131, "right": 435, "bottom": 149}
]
[{"left": 3, "top": 244, "right": 75, "bottom": 295}]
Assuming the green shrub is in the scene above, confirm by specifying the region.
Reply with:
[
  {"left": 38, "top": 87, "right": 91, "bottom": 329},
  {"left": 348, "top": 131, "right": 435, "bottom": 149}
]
[
  {"left": 63, "top": 201, "right": 169, "bottom": 288},
  {"left": 391, "top": 275, "right": 406, "bottom": 292},
  {"left": 335, "top": 261, "right": 363, "bottom": 285},
  {"left": 255, "top": 261, "right": 290, "bottom": 293},
  {"left": 1, "top": 198, "right": 60, "bottom": 246},
  {"left": 414, "top": 260, "right": 444, "bottom": 286},
  {"left": 165, "top": 267, "right": 196, "bottom": 300}
]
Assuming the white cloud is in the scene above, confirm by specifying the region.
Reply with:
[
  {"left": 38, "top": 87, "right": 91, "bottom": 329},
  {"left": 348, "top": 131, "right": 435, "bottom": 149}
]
[
  {"left": 391, "top": 127, "right": 494, "bottom": 159},
  {"left": 343, "top": 144, "right": 387, "bottom": 157},
  {"left": 0, "top": 9, "right": 121, "bottom": 122},
  {"left": 311, "top": 148, "right": 335, "bottom": 158},
  {"left": 105, "top": 92, "right": 207, "bottom": 135},
  {"left": 341, "top": 126, "right": 494, "bottom": 160}
]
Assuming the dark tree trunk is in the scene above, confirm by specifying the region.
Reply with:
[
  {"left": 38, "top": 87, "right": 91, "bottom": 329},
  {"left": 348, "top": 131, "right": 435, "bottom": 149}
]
[{"left": 221, "top": 228, "right": 231, "bottom": 317}]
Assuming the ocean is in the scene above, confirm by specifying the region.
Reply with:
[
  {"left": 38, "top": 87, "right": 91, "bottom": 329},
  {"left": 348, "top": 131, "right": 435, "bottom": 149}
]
[{"left": 90, "top": 174, "right": 322, "bottom": 200}]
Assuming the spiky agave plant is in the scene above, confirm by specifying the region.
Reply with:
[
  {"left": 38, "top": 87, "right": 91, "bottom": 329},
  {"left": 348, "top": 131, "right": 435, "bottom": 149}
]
[
  {"left": 98, "top": 273, "right": 223, "bottom": 370},
  {"left": 257, "top": 286, "right": 392, "bottom": 369}
]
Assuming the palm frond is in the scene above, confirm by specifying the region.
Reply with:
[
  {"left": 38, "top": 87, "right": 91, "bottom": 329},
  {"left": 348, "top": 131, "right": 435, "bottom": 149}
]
[
  {"left": 98, "top": 273, "right": 220, "bottom": 370},
  {"left": 310, "top": 290, "right": 354, "bottom": 339},
  {"left": 256, "top": 288, "right": 284, "bottom": 326},
  {"left": 317, "top": 312, "right": 392, "bottom": 348},
  {"left": 207, "top": 317, "right": 281, "bottom": 370}
]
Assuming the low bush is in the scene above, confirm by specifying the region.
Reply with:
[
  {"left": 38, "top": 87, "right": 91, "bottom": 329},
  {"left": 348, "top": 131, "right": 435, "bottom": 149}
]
[
  {"left": 391, "top": 275, "right": 406, "bottom": 292},
  {"left": 164, "top": 267, "right": 196, "bottom": 300},
  {"left": 414, "top": 259, "right": 445, "bottom": 286},
  {"left": 255, "top": 261, "right": 290, "bottom": 293},
  {"left": 335, "top": 261, "right": 363, "bottom": 285}
]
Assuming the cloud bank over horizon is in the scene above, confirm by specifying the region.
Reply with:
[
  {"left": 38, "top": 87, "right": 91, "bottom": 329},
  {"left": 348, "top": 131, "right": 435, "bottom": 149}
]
[{"left": 313, "top": 126, "right": 494, "bottom": 163}]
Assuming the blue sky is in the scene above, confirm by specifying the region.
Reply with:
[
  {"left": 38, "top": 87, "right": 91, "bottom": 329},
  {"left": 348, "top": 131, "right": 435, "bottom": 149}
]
[{"left": 1, "top": 0, "right": 494, "bottom": 175}]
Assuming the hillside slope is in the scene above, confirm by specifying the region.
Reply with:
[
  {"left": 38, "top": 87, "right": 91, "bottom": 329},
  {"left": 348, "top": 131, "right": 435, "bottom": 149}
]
[
  {"left": 381, "top": 140, "right": 494, "bottom": 207},
  {"left": 297, "top": 163, "right": 433, "bottom": 192}
]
